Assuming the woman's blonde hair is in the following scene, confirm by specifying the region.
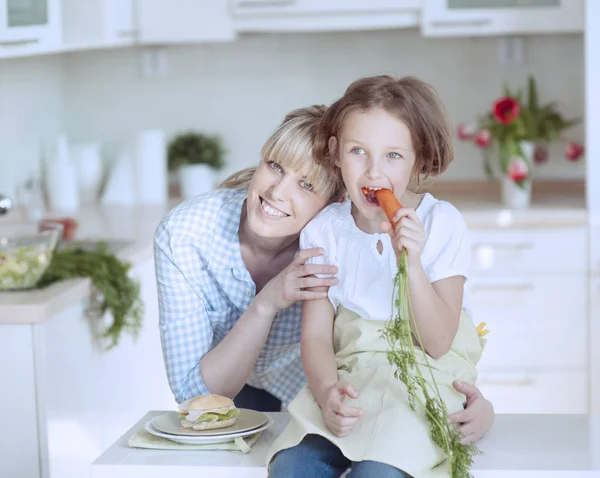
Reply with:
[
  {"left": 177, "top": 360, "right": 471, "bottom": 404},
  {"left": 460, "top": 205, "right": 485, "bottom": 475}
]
[
  {"left": 218, "top": 105, "right": 343, "bottom": 198},
  {"left": 314, "top": 75, "right": 454, "bottom": 184}
]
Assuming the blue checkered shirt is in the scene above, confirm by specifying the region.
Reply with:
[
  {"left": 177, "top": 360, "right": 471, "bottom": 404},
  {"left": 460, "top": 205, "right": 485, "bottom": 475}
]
[{"left": 154, "top": 188, "right": 305, "bottom": 406}]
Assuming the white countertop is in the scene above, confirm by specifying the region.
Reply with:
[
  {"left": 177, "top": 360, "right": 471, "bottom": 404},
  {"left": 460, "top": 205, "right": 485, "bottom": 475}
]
[
  {"left": 0, "top": 194, "right": 587, "bottom": 325},
  {"left": 0, "top": 202, "right": 176, "bottom": 324},
  {"left": 92, "top": 411, "right": 600, "bottom": 478}
]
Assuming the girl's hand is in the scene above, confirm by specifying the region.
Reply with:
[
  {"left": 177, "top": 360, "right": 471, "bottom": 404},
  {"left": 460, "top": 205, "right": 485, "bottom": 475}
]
[
  {"left": 380, "top": 208, "right": 425, "bottom": 267},
  {"left": 257, "top": 248, "right": 338, "bottom": 317},
  {"left": 318, "top": 381, "right": 363, "bottom": 437},
  {"left": 448, "top": 380, "right": 495, "bottom": 444}
]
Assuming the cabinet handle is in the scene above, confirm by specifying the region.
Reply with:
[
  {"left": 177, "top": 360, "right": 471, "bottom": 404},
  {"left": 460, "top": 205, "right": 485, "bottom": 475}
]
[
  {"left": 478, "top": 375, "right": 534, "bottom": 387},
  {"left": 472, "top": 242, "right": 534, "bottom": 250},
  {"left": 430, "top": 19, "right": 492, "bottom": 28},
  {"left": 0, "top": 39, "right": 39, "bottom": 47},
  {"left": 471, "top": 282, "right": 533, "bottom": 293},
  {"left": 234, "top": 0, "right": 295, "bottom": 7},
  {"left": 118, "top": 30, "right": 139, "bottom": 38}
]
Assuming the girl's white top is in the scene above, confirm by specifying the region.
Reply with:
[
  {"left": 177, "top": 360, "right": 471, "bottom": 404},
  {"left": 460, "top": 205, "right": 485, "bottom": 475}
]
[{"left": 300, "top": 193, "right": 472, "bottom": 321}]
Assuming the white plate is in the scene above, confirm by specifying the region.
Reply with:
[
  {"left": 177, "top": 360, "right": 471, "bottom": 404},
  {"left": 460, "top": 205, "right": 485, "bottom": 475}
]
[
  {"left": 151, "top": 409, "right": 268, "bottom": 436},
  {"left": 144, "top": 416, "right": 275, "bottom": 445}
]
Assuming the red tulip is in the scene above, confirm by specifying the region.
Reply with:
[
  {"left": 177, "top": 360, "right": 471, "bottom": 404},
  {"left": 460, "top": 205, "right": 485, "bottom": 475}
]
[
  {"left": 457, "top": 123, "right": 476, "bottom": 140},
  {"left": 564, "top": 142, "right": 584, "bottom": 161},
  {"left": 474, "top": 129, "right": 492, "bottom": 148},
  {"left": 507, "top": 158, "right": 528, "bottom": 183},
  {"left": 493, "top": 97, "right": 520, "bottom": 125}
]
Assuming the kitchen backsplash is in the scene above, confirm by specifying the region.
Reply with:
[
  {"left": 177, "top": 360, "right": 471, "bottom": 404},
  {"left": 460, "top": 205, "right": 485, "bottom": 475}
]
[{"left": 0, "top": 28, "right": 585, "bottom": 199}]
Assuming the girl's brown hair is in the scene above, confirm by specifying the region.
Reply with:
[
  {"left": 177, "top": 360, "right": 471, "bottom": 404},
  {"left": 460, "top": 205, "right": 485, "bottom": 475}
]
[
  {"left": 314, "top": 75, "right": 454, "bottom": 183},
  {"left": 219, "top": 105, "right": 343, "bottom": 198}
]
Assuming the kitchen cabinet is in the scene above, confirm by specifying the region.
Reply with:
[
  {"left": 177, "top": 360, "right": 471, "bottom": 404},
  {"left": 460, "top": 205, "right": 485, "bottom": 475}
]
[
  {"left": 137, "top": 0, "right": 235, "bottom": 44},
  {"left": 0, "top": 259, "right": 177, "bottom": 478},
  {"left": 421, "top": 0, "right": 584, "bottom": 37},
  {"left": 586, "top": 0, "right": 600, "bottom": 415},
  {"left": 62, "top": 0, "right": 136, "bottom": 50},
  {"left": 0, "top": 0, "right": 61, "bottom": 58},
  {"left": 230, "top": 0, "right": 420, "bottom": 32},
  {"left": 468, "top": 226, "right": 588, "bottom": 414}
]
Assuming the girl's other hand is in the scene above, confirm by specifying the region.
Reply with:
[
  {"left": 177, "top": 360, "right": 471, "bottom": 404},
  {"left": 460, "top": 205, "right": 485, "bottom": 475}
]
[
  {"left": 318, "top": 381, "right": 363, "bottom": 437},
  {"left": 448, "top": 380, "right": 495, "bottom": 444},
  {"left": 258, "top": 248, "right": 338, "bottom": 317},
  {"left": 380, "top": 208, "right": 425, "bottom": 268}
]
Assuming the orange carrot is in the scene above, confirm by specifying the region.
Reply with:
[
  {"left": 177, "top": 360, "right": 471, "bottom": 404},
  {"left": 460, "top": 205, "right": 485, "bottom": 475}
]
[{"left": 375, "top": 189, "right": 402, "bottom": 226}]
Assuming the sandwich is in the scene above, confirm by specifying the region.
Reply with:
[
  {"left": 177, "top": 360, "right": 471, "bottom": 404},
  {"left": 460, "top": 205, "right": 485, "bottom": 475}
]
[{"left": 178, "top": 394, "right": 240, "bottom": 430}]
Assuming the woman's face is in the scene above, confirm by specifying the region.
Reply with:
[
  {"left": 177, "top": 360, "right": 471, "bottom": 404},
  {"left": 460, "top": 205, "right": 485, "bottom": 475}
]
[{"left": 246, "top": 160, "right": 331, "bottom": 239}]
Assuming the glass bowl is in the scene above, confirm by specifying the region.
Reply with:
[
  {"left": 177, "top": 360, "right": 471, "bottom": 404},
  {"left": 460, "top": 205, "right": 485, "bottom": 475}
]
[{"left": 0, "top": 222, "right": 63, "bottom": 291}]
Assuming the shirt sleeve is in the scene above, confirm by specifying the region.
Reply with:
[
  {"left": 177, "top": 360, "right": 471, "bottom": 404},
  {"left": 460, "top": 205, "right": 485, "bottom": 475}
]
[
  {"left": 154, "top": 219, "right": 212, "bottom": 403},
  {"left": 422, "top": 201, "right": 471, "bottom": 284},
  {"left": 299, "top": 204, "right": 338, "bottom": 277}
]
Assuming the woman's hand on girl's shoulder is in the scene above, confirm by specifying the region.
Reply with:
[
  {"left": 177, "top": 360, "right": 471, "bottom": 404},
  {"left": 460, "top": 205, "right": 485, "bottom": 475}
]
[
  {"left": 318, "top": 381, "right": 363, "bottom": 438},
  {"left": 256, "top": 248, "right": 338, "bottom": 317}
]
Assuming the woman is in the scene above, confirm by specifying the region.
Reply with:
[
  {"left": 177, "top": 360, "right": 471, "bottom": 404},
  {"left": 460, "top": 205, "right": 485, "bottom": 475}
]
[{"left": 154, "top": 105, "right": 494, "bottom": 443}]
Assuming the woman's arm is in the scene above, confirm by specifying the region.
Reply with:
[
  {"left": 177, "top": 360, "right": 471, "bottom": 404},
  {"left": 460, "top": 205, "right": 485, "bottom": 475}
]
[{"left": 156, "top": 222, "right": 338, "bottom": 401}]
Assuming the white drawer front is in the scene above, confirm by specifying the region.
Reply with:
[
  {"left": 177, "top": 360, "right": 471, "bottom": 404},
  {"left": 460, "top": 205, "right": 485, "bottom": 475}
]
[
  {"left": 470, "top": 228, "right": 587, "bottom": 275},
  {"left": 469, "top": 276, "right": 586, "bottom": 370},
  {"left": 477, "top": 370, "right": 587, "bottom": 414}
]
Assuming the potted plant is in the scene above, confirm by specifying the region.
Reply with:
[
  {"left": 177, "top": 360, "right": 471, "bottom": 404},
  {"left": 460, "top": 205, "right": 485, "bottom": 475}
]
[
  {"left": 167, "top": 131, "right": 226, "bottom": 199},
  {"left": 457, "top": 75, "right": 584, "bottom": 209}
]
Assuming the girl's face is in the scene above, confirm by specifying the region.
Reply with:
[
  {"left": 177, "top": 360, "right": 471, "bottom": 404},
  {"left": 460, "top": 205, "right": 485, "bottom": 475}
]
[
  {"left": 331, "top": 107, "right": 416, "bottom": 234},
  {"left": 246, "top": 160, "right": 330, "bottom": 239}
]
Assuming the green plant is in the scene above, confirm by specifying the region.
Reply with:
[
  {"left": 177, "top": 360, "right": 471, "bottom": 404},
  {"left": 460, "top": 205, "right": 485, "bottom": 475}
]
[
  {"left": 167, "top": 131, "right": 226, "bottom": 172},
  {"left": 37, "top": 242, "right": 143, "bottom": 350}
]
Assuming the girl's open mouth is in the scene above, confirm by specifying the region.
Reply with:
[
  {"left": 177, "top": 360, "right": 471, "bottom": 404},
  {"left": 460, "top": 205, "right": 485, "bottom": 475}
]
[{"left": 361, "top": 187, "right": 382, "bottom": 206}]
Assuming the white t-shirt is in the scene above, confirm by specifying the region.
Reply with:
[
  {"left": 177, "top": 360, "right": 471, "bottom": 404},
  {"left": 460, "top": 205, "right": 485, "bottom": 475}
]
[{"left": 299, "top": 193, "right": 472, "bottom": 321}]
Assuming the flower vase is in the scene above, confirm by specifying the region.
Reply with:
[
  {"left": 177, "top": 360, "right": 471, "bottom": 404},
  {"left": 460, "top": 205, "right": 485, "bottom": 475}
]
[{"left": 500, "top": 140, "right": 534, "bottom": 209}]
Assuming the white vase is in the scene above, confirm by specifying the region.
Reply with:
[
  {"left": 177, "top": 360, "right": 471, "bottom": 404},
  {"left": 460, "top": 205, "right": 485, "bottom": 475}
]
[
  {"left": 500, "top": 140, "right": 534, "bottom": 209},
  {"left": 179, "top": 164, "right": 215, "bottom": 199},
  {"left": 501, "top": 176, "right": 531, "bottom": 209}
]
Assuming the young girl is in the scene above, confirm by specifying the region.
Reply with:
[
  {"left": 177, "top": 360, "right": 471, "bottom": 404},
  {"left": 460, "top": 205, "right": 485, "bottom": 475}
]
[{"left": 267, "top": 76, "right": 486, "bottom": 478}]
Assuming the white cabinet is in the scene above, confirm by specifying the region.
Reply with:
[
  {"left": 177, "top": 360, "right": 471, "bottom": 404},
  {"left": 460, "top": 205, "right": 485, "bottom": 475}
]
[
  {"left": 62, "top": 0, "right": 136, "bottom": 50},
  {"left": 421, "top": 0, "right": 584, "bottom": 37},
  {"left": 468, "top": 226, "right": 588, "bottom": 414},
  {"left": 0, "top": 0, "right": 61, "bottom": 58},
  {"left": 137, "top": 0, "right": 235, "bottom": 44},
  {"left": 230, "top": 0, "right": 420, "bottom": 32}
]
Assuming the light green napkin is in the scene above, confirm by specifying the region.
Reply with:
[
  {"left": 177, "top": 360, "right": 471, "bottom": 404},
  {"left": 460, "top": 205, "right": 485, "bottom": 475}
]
[{"left": 128, "top": 429, "right": 263, "bottom": 454}]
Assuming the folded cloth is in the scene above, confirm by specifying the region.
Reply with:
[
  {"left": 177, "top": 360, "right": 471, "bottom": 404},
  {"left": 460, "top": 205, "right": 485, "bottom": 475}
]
[{"left": 128, "top": 428, "right": 263, "bottom": 454}]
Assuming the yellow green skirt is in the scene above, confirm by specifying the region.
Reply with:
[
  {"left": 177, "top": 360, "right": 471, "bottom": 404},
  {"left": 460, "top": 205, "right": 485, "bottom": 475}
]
[{"left": 266, "top": 307, "right": 485, "bottom": 477}]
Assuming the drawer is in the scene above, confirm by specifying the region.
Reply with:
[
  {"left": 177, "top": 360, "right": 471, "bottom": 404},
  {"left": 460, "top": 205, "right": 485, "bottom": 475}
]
[
  {"left": 477, "top": 370, "right": 587, "bottom": 414},
  {"left": 468, "top": 276, "right": 586, "bottom": 370},
  {"left": 469, "top": 228, "right": 587, "bottom": 276}
]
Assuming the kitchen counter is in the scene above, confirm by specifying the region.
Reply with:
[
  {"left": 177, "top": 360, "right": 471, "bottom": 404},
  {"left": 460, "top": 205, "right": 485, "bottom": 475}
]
[
  {"left": 0, "top": 202, "right": 176, "bottom": 324},
  {"left": 0, "top": 188, "right": 588, "bottom": 324},
  {"left": 92, "top": 411, "right": 600, "bottom": 478}
]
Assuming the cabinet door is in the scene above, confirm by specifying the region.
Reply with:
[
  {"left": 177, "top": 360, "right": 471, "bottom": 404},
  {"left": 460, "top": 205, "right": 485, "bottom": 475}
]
[
  {"left": 421, "top": 0, "right": 584, "bottom": 36},
  {"left": 0, "top": 0, "right": 60, "bottom": 54},
  {"left": 477, "top": 370, "right": 587, "bottom": 413},
  {"left": 468, "top": 275, "right": 586, "bottom": 371},
  {"left": 137, "top": 0, "right": 235, "bottom": 44},
  {"left": 62, "top": 0, "right": 136, "bottom": 49}
]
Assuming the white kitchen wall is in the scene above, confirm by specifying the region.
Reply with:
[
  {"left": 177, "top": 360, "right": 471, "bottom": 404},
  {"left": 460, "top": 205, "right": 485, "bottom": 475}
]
[
  {"left": 0, "top": 28, "right": 586, "bottom": 198},
  {"left": 62, "top": 29, "right": 585, "bottom": 182},
  {"left": 0, "top": 55, "right": 65, "bottom": 200}
]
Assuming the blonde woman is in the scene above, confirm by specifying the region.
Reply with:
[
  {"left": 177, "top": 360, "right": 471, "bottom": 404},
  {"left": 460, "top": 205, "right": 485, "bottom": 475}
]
[{"left": 154, "top": 106, "right": 494, "bottom": 443}]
